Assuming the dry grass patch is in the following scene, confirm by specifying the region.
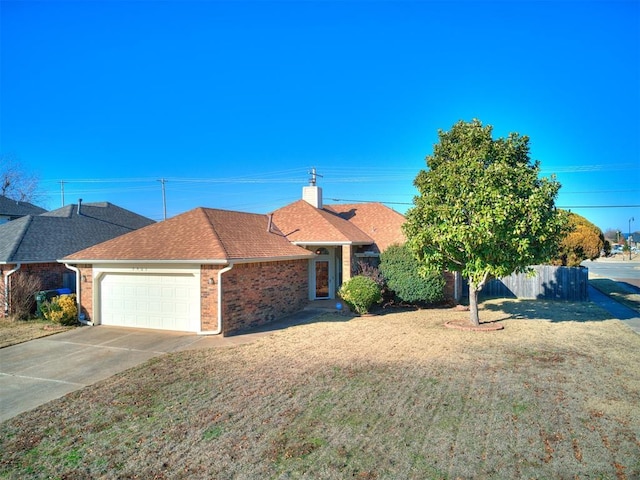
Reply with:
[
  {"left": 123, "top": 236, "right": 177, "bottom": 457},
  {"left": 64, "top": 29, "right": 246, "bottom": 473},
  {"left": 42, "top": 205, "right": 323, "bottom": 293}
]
[
  {"left": 1, "top": 300, "right": 639, "bottom": 479},
  {"left": 0, "top": 317, "right": 73, "bottom": 348}
]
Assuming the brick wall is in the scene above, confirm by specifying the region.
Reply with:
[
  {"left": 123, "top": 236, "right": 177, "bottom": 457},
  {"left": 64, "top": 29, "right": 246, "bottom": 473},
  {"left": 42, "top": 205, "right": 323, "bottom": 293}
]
[
  {"left": 75, "top": 265, "right": 93, "bottom": 321},
  {"left": 200, "top": 264, "right": 222, "bottom": 331},
  {"left": 0, "top": 262, "right": 75, "bottom": 317},
  {"left": 21, "top": 263, "right": 73, "bottom": 291},
  {"left": 220, "top": 259, "right": 309, "bottom": 335},
  {"left": 61, "top": 261, "right": 308, "bottom": 333}
]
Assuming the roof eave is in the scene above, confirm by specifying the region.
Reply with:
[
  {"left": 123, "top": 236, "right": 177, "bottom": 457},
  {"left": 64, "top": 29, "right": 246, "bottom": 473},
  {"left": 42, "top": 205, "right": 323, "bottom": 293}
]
[
  {"left": 1, "top": 259, "right": 59, "bottom": 265},
  {"left": 59, "top": 254, "right": 315, "bottom": 265},
  {"left": 228, "top": 254, "right": 315, "bottom": 264},
  {"left": 59, "top": 258, "right": 231, "bottom": 265},
  {"left": 291, "top": 241, "right": 372, "bottom": 247}
]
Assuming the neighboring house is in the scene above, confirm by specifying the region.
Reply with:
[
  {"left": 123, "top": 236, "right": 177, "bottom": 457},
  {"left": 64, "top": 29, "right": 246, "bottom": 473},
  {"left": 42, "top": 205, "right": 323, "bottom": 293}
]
[
  {"left": 0, "top": 195, "right": 47, "bottom": 224},
  {"left": 0, "top": 201, "right": 154, "bottom": 315},
  {"left": 63, "top": 208, "right": 315, "bottom": 335},
  {"left": 62, "top": 182, "right": 407, "bottom": 334}
]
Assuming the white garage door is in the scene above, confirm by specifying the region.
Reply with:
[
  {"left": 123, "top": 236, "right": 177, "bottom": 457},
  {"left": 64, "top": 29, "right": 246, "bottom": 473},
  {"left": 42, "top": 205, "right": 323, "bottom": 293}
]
[{"left": 100, "top": 273, "right": 200, "bottom": 332}]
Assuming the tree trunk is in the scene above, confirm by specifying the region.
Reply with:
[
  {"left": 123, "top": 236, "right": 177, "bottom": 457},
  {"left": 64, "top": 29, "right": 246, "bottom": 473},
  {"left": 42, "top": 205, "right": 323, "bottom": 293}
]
[{"left": 468, "top": 279, "right": 480, "bottom": 326}]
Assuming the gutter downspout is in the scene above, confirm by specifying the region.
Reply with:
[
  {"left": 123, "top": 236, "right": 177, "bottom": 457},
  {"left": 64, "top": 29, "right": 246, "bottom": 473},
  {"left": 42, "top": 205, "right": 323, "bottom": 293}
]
[
  {"left": 198, "top": 264, "right": 234, "bottom": 335},
  {"left": 4, "top": 263, "right": 21, "bottom": 315},
  {"left": 64, "top": 263, "right": 92, "bottom": 326}
]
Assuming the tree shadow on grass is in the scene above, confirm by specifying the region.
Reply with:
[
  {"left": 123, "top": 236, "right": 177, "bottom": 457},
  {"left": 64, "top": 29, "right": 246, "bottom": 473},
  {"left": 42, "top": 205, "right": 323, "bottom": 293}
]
[
  {"left": 229, "top": 309, "right": 356, "bottom": 337},
  {"left": 481, "top": 298, "right": 615, "bottom": 323}
]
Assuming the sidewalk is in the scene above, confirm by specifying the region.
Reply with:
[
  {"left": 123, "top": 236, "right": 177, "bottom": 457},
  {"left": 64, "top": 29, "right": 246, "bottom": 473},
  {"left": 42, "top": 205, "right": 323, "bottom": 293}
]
[{"left": 588, "top": 285, "right": 640, "bottom": 334}]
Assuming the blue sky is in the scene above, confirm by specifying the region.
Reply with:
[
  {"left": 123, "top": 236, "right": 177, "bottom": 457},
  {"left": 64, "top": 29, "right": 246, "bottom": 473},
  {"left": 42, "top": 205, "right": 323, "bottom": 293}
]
[{"left": 1, "top": 0, "right": 639, "bottom": 234}]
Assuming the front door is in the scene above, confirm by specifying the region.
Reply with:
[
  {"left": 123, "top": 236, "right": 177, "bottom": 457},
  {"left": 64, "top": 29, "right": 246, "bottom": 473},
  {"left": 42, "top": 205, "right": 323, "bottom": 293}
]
[{"left": 315, "top": 260, "right": 330, "bottom": 298}]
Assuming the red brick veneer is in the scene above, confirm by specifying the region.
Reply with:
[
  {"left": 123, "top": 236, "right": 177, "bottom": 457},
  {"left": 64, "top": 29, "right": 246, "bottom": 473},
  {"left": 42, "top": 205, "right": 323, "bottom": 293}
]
[
  {"left": 219, "top": 259, "right": 309, "bottom": 335},
  {"left": 73, "top": 260, "right": 309, "bottom": 334},
  {"left": 1, "top": 262, "right": 76, "bottom": 317}
]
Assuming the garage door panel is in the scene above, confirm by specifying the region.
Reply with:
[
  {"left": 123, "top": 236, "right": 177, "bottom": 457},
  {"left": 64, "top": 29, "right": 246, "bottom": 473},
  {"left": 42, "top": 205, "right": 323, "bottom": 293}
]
[{"left": 100, "top": 273, "right": 199, "bottom": 332}]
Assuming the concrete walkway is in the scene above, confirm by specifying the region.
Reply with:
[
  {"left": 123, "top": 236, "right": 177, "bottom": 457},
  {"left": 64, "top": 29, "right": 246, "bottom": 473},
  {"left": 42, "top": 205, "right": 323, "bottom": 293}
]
[
  {"left": 588, "top": 285, "right": 640, "bottom": 334},
  {"left": 0, "top": 306, "right": 331, "bottom": 423}
]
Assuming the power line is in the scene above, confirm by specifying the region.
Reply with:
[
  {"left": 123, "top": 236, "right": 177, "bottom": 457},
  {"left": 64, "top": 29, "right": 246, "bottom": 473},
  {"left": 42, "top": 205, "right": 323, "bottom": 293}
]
[
  {"left": 557, "top": 205, "right": 640, "bottom": 209},
  {"left": 330, "top": 198, "right": 640, "bottom": 209}
]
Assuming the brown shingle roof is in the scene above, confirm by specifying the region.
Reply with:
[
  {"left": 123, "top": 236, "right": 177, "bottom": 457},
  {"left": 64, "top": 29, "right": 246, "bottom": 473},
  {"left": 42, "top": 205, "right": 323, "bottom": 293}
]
[
  {"left": 64, "top": 207, "right": 314, "bottom": 262},
  {"left": 272, "top": 200, "right": 374, "bottom": 245},
  {"left": 324, "top": 203, "right": 406, "bottom": 253}
]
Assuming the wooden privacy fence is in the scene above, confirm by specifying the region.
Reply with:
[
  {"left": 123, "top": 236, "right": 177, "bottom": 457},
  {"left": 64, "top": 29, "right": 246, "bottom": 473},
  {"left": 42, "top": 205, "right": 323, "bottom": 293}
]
[{"left": 475, "top": 265, "right": 589, "bottom": 301}]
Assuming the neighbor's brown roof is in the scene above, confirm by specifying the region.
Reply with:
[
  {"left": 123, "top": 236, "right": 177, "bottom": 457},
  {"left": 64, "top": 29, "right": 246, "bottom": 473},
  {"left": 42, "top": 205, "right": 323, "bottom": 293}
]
[
  {"left": 271, "top": 200, "right": 374, "bottom": 245},
  {"left": 324, "top": 202, "right": 406, "bottom": 252},
  {"left": 64, "top": 207, "right": 314, "bottom": 262}
]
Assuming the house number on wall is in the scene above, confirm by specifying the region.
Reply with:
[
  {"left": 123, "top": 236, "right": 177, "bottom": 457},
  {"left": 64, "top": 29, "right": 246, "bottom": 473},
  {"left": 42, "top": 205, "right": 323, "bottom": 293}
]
[{"left": 132, "top": 267, "right": 148, "bottom": 272}]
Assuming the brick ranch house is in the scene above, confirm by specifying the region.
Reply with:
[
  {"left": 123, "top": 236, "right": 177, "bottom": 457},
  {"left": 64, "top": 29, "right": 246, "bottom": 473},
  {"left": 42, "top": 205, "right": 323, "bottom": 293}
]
[
  {"left": 0, "top": 201, "right": 154, "bottom": 316},
  {"left": 62, "top": 183, "right": 410, "bottom": 335},
  {"left": 64, "top": 208, "right": 316, "bottom": 335}
]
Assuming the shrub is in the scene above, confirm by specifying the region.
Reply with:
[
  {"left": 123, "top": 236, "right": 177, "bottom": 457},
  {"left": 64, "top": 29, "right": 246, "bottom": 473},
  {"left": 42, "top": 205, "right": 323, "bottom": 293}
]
[
  {"left": 3, "top": 272, "right": 43, "bottom": 320},
  {"left": 40, "top": 294, "right": 78, "bottom": 326},
  {"left": 352, "top": 261, "right": 385, "bottom": 288},
  {"left": 338, "top": 275, "right": 382, "bottom": 315},
  {"left": 379, "top": 244, "right": 445, "bottom": 305}
]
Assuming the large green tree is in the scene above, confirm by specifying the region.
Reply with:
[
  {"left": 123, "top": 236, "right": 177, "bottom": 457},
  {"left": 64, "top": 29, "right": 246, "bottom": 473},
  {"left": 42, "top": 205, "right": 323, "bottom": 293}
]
[{"left": 404, "top": 119, "right": 567, "bottom": 326}]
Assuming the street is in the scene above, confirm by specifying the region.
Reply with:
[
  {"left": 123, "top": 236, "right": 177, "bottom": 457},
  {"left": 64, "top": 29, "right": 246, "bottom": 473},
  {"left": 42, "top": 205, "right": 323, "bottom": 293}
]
[{"left": 582, "top": 257, "right": 640, "bottom": 290}]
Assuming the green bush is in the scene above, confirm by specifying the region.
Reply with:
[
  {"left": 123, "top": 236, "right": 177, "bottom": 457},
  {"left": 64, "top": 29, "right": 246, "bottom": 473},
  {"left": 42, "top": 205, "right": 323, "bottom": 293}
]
[
  {"left": 39, "top": 294, "right": 78, "bottom": 326},
  {"left": 338, "top": 275, "right": 382, "bottom": 315},
  {"left": 379, "top": 244, "right": 445, "bottom": 305}
]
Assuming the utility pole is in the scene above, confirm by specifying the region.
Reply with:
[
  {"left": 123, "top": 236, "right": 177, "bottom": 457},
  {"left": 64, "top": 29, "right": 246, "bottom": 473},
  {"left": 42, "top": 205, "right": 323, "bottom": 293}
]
[
  {"left": 309, "top": 167, "right": 322, "bottom": 186},
  {"left": 629, "top": 217, "right": 635, "bottom": 261},
  {"left": 60, "top": 180, "right": 65, "bottom": 207},
  {"left": 158, "top": 179, "right": 167, "bottom": 221}
]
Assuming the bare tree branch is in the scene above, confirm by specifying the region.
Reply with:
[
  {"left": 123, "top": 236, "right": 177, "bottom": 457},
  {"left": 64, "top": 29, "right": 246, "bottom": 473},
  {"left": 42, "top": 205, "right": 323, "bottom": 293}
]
[{"left": 0, "top": 154, "right": 42, "bottom": 203}]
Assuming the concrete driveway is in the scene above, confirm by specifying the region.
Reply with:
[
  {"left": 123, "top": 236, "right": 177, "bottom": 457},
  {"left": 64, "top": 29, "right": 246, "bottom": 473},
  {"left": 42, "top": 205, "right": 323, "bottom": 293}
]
[
  {"left": 0, "top": 325, "right": 263, "bottom": 422},
  {"left": 0, "top": 307, "right": 329, "bottom": 423}
]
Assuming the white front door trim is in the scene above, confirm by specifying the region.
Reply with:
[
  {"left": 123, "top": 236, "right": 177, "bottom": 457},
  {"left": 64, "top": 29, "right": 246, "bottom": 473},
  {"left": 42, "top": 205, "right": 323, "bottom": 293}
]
[{"left": 308, "top": 248, "right": 335, "bottom": 300}]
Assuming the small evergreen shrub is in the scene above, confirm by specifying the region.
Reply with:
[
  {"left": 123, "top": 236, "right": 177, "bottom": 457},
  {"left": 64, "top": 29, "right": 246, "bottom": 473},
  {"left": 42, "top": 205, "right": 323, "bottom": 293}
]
[
  {"left": 338, "top": 275, "right": 382, "bottom": 315},
  {"left": 380, "top": 244, "right": 445, "bottom": 305},
  {"left": 40, "top": 294, "right": 78, "bottom": 326},
  {"left": 353, "top": 260, "right": 394, "bottom": 303}
]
